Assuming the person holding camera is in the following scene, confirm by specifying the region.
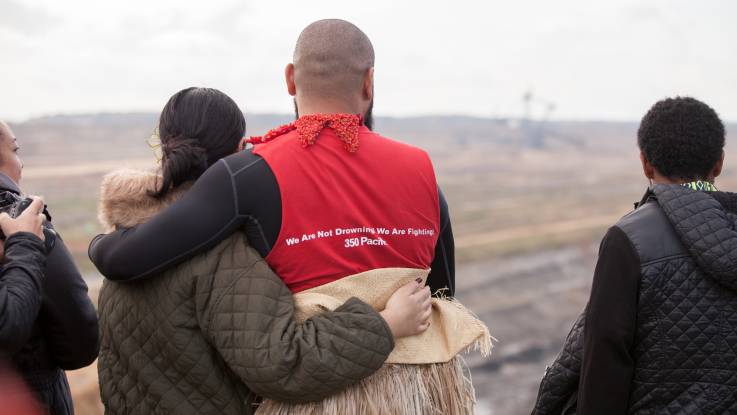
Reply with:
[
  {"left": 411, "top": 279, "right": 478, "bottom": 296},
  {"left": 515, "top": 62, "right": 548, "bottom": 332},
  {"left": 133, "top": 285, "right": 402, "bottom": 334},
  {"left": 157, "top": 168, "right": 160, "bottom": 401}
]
[
  {"left": 0, "top": 121, "right": 99, "bottom": 414},
  {"left": 0, "top": 199, "right": 47, "bottom": 415},
  {"left": 0, "top": 196, "right": 48, "bottom": 345}
]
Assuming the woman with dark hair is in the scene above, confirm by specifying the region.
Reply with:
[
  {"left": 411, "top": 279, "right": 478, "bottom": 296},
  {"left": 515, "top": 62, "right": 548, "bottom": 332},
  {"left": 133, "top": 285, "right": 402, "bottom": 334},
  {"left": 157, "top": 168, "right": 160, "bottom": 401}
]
[
  {"left": 0, "top": 120, "right": 99, "bottom": 415},
  {"left": 96, "top": 87, "right": 432, "bottom": 415}
]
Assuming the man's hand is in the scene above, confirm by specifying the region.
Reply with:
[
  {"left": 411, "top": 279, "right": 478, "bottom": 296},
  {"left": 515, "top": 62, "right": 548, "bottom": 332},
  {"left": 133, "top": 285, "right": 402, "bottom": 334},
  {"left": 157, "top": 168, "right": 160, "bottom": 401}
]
[
  {"left": 380, "top": 278, "right": 432, "bottom": 339},
  {"left": 0, "top": 197, "right": 46, "bottom": 241}
]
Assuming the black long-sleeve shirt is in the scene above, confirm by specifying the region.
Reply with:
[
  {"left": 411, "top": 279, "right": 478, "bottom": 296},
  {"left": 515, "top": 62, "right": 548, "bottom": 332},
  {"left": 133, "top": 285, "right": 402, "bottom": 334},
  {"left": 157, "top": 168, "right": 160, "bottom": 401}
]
[
  {"left": 578, "top": 226, "right": 640, "bottom": 415},
  {"left": 89, "top": 149, "right": 455, "bottom": 294}
]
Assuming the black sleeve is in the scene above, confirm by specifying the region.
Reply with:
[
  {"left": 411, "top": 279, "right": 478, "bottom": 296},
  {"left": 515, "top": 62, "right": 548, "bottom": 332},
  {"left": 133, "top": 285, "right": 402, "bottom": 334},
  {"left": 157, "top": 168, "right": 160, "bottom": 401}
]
[
  {"left": 229, "top": 150, "right": 282, "bottom": 256},
  {"left": 427, "top": 188, "right": 455, "bottom": 296},
  {"left": 0, "top": 233, "right": 47, "bottom": 355},
  {"left": 41, "top": 227, "right": 99, "bottom": 369},
  {"left": 89, "top": 159, "right": 245, "bottom": 281},
  {"left": 578, "top": 226, "right": 639, "bottom": 415}
]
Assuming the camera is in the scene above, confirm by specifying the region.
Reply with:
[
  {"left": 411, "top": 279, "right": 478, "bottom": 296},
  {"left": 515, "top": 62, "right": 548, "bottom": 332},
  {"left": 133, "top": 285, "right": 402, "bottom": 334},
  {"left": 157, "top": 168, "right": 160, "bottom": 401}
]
[{"left": 0, "top": 191, "right": 52, "bottom": 240}]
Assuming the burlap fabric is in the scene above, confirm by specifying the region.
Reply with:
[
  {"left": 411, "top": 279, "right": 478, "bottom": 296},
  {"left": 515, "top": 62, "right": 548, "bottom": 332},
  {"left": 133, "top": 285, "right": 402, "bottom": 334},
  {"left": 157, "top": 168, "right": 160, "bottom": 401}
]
[{"left": 257, "top": 268, "right": 492, "bottom": 415}]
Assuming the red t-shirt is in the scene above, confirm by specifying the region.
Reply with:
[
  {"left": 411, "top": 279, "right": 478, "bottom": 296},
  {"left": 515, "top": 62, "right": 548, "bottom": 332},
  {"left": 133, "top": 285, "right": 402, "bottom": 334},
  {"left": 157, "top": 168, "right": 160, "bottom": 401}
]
[{"left": 253, "top": 121, "right": 440, "bottom": 292}]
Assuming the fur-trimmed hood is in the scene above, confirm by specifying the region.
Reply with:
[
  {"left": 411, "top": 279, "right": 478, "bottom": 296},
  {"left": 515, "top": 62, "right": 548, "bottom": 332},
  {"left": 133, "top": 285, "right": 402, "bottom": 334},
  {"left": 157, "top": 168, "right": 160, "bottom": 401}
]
[{"left": 98, "top": 169, "right": 191, "bottom": 232}]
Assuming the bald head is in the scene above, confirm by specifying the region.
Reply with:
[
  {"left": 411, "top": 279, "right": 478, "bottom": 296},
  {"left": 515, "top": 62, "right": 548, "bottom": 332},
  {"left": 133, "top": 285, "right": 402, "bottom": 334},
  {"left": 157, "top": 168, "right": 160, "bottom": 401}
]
[{"left": 292, "top": 19, "right": 374, "bottom": 100}]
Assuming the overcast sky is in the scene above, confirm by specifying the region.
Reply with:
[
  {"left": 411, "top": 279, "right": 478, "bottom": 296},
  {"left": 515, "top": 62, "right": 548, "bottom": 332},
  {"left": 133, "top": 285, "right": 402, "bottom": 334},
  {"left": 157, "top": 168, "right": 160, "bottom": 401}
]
[{"left": 2, "top": 0, "right": 736, "bottom": 122}]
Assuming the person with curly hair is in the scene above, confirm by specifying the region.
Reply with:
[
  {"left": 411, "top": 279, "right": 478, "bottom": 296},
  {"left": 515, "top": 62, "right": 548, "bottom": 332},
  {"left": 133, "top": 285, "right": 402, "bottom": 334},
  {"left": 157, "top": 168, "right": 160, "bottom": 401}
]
[
  {"left": 581, "top": 97, "right": 732, "bottom": 414},
  {"left": 532, "top": 97, "right": 736, "bottom": 415}
]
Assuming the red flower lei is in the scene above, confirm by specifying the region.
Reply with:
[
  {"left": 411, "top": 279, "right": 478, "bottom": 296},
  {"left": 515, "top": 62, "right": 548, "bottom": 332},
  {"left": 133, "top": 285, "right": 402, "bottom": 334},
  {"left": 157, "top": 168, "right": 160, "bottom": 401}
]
[{"left": 246, "top": 113, "right": 363, "bottom": 153}]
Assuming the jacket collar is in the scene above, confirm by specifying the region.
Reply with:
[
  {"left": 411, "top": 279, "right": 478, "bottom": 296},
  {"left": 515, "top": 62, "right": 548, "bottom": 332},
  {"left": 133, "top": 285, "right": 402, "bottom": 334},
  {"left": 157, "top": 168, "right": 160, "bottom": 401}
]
[
  {"left": 635, "top": 181, "right": 718, "bottom": 210},
  {"left": 0, "top": 172, "right": 20, "bottom": 195},
  {"left": 635, "top": 187, "right": 655, "bottom": 209},
  {"left": 97, "top": 169, "right": 191, "bottom": 232}
]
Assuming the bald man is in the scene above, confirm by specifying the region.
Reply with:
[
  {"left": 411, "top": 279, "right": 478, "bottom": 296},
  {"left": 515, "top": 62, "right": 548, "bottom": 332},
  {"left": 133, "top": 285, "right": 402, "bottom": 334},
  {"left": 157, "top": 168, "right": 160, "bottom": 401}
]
[
  {"left": 89, "top": 19, "right": 454, "bottom": 295},
  {"left": 90, "top": 19, "right": 457, "bottom": 412},
  {"left": 289, "top": 19, "right": 376, "bottom": 129}
]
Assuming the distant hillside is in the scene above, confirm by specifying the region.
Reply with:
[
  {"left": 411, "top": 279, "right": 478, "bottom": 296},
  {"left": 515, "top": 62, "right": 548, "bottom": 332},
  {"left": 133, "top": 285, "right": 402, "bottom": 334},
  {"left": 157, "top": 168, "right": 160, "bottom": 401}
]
[{"left": 10, "top": 112, "right": 649, "bottom": 165}]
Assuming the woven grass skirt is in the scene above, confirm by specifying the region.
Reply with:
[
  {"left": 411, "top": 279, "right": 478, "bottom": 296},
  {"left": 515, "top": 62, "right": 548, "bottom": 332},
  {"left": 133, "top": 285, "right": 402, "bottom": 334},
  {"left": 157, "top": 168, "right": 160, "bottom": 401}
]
[{"left": 256, "top": 356, "right": 476, "bottom": 415}]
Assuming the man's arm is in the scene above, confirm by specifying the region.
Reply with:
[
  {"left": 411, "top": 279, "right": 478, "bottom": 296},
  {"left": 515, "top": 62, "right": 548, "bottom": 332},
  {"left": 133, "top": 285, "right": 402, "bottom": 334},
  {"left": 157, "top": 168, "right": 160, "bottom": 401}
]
[
  {"left": 41, "top": 227, "right": 99, "bottom": 369},
  {"left": 89, "top": 159, "right": 245, "bottom": 281},
  {"left": 0, "top": 233, "right": 46, "bottom": 354},
  {"left": 578, "top": 226, "right": 639, "bottom": 414},
  {"left": 200, "top": 252, "right": 394, "bottom": 403},
  {"left": 427, "top": 188, "right": 455, "bottom": 296}
]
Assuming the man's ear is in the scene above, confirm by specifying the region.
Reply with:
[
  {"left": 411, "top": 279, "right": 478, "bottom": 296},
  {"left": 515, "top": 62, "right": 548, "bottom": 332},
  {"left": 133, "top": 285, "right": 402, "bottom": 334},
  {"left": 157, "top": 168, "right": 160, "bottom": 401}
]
[
  {"left": 640, "top": 151, "right": 655, "bottom": 180},
  {"left": 363, "top": 67, "right": 374, "bottom": 101},
  {"left": 285, "top": 63, "right": 297, "bottom": 96},
  {"left": 711, "top": 150, "right": 725, "bottom": 179}
]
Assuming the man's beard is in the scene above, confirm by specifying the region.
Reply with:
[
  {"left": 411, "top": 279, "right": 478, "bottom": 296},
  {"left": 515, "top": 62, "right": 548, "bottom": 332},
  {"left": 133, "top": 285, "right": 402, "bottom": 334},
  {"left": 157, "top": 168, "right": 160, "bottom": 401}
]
[
  {"left": 363, "top": 99, "right": 373, "bottom": 131},
  {"left": 293, "top": 98, "right": 374, "bottom": 131}
]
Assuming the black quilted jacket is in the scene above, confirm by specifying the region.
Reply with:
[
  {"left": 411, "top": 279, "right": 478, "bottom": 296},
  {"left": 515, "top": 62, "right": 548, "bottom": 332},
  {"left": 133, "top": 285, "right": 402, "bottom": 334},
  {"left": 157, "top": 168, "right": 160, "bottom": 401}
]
[
  {"left": 531, "top": 311, "right": 584, "bottom": 415},
  {"left": 533, "top": 185, "right": 737, "bottom": 414}
]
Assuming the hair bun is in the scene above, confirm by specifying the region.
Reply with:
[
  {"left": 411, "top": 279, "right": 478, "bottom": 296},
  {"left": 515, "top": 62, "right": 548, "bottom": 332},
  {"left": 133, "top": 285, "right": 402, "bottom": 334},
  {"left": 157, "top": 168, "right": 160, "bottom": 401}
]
[
  {"left": 152, "top": 137, "right": 208, "bottom": 198},
  {"left": 152, "top": 87, "right": 246, "bottom": 198}
]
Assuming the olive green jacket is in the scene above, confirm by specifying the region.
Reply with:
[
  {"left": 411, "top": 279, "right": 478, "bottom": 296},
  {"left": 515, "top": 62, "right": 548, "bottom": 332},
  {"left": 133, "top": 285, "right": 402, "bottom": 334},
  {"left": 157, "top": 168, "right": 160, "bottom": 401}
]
[{"left": 96, "top": 169, "right": 394, "bottom": 414}]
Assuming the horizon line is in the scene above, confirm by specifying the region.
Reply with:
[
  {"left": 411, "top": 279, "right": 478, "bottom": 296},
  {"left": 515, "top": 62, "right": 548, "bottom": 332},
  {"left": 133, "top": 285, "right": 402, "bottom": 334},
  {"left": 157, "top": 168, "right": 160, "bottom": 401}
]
[
  {"left": 8, "top": 111, "right": 644, "bottom": 125},
  {"left": 8, "top": 111, "right": 737, "bottom": 126}
]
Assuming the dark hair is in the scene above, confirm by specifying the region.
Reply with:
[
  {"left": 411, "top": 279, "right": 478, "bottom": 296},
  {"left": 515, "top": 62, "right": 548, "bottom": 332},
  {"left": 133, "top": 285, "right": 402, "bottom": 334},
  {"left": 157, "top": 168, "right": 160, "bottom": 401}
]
[
  {"left": 637, "top": 96, "right": 725, "bottom": 181},
  {"left": 153, "top": 87, "right": 245, "bottom": 198}
]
